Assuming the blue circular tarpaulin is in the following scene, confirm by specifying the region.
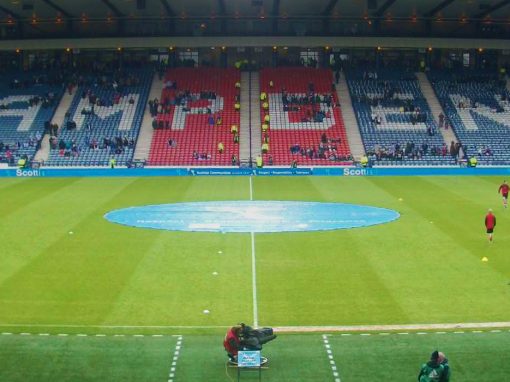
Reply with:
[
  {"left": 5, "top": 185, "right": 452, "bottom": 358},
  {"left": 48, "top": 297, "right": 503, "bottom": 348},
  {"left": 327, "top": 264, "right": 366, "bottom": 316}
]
[{"left": 104, "top": 201, "right": 399, "bottom": 233}]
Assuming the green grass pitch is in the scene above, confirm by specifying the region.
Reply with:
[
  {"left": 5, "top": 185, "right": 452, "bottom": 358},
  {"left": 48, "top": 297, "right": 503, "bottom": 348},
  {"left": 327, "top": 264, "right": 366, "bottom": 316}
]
[{"left": 1, "top": 175, "right": 510, "bottom": 381}]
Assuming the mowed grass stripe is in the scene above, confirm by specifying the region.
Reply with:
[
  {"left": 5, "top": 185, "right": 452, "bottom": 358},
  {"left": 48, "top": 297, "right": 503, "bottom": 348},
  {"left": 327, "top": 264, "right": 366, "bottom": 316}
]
[
  {"left": 1, "top": 331, "right": 509, "bottom": 381},
  {"left": 0, "top": 333, "right": 176, "bottom": 382},
  {"left": 328, "top": 330, "right": 510, "bottom": 382},
  {"left": 0, "top": 178, "right": 82, "bottom": 219},
  {"left": 103, "top": 177, "right": 254, "bottom": 326},
  {"left": 1, "top": 176, "right": 510, "bottom": 331},
  {"left": 0, "top": 177, "right": 148, "bottom": 325},
  {"left": 254, "top": 176, "right": 510, "bottom": 325},
  {"left": 102, "top": 231, "right": 253, "bottom": 327},
  {"left": 0, "top": 177, "right": 137, "bottom": 287},
  {"left": 253, "top": 177, "right": 409, "bottom": 326},
  {"left": 0, "top": 177, "right": 253, "bottom": 328},
  {"left": 0, "top": 178, "right": 27, "bottom": 191},
  {"left": 365, "top": 177, "right": 510, "bottom": 323},
  {"left": 423, "top": 176, "right": 510, "bottom": 272}
]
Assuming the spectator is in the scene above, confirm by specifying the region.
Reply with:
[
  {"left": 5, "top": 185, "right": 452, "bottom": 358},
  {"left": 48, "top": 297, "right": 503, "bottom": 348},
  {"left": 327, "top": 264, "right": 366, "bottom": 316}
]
[{"left": 418, "top": 351, "right": 446, "bottom": 382}]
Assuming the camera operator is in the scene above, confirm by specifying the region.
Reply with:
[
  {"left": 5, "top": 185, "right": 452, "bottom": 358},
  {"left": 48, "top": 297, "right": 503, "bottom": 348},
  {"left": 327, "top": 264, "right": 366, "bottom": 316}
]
[
  {"left": 223, "top": 323, "right": 277, "bottom": 363},
  {"left": 223, "top": 325, "right": 243, "bottom": 362}
]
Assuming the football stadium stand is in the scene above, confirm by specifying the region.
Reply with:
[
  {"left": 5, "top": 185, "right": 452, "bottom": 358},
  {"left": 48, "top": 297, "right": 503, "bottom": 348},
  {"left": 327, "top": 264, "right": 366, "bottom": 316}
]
[
  {"left": 148, "top": 67, "right": 240, "bottom": 166},
  {"left": 428, "top": 70, "right": 510, "bottom": 165},
  {"left": 44, "top": 70, "right": 151, "bottom": 167},
  {"left": 347, "top": 69, "right": 457, "bottom": 166},
  {"left": 0, "top": 73, "right": 62, "bottom": 166},
  {"left": 258, "top": 67, "right": 352, "bottom": 166}
]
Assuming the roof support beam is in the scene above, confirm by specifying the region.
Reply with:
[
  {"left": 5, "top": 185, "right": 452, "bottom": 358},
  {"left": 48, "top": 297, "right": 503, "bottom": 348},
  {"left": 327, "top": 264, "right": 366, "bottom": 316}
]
[
  {"left": 160, "top": 0, "right": 176, "bottom": 17},
  {"left": 100, "top": 0, "right": 124, "bottom": 18},
  {"left": 322, "top": 0, "right": 339, "bottom": 16},
  {"left": 41, "top": 0, "right": 73, "bottom": 18},
  {"left": 41, "top": 0, "right": 74, "bottom": 34},
  {"left": 0, "top": 5, "right": 23, "bottom": 37},
  {"left": 475, "top": 0, "right": 510, "bottom": 19},
  {"left": 424, "top": 0, "right": 456, "bottom": 18},
  {"left": 321, "top": 0, "right": 339, "bottom": 34},
  {"left": 218, "top": 0, "right": 227, "bottom": 34},
  {"left": 0, "top": 4, "right": 21, "bottom": 19},
  {"left": 159, "top": 0, "right": 176, "bottom": 35},
  {"left": 272, "top": 0, "right": 280, "bottom": 34},
  {"left": 0, "top": 4, "right": 45, "bottom": 37},
  {"left": 375, "top": 0, "right": 398, "bottom": 17},
  {"left": 100, "top": 0, "right": 125, "bottom": 35}
]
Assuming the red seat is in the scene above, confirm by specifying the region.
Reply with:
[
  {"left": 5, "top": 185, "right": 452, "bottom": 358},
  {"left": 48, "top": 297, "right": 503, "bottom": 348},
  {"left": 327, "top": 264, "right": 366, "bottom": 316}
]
[
  {"left": 259, "top": 67, "right": 352, "bottom": 166},
  {"left": 148, "top": 68, "right": 240, "bottom": 166}
]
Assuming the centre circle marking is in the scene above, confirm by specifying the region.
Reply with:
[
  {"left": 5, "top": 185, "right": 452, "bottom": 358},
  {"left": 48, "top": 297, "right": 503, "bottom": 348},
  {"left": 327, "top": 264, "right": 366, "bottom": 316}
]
[{"left": 104, "top": 201, "right": 400, "bottom": 233}]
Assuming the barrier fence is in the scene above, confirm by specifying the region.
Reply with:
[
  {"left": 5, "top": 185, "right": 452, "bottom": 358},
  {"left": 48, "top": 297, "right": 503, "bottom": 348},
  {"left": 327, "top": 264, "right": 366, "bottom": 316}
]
[{"left": 2, "top": 166, "right": 510, "bottom": 178}]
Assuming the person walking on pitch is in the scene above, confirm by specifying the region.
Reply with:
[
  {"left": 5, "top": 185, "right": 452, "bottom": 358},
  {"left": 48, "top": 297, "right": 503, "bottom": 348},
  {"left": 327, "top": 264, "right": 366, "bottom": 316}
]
[
  {"left": 485, "top": 209, "right": 496, "bottom": 243},
  {"left": 498, "top": 180, "right": 509, "bottom": 209}
]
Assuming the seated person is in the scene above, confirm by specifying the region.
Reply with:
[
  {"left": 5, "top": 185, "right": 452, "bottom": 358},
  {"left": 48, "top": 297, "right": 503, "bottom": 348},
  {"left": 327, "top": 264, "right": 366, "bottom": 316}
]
[{"left": 223, "top": 323, "right": 276, "bottom": 364}]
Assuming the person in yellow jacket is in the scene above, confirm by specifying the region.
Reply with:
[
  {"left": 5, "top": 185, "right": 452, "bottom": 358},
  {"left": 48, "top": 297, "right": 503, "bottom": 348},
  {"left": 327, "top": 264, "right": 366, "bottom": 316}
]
[
  {"left": 218, "top": 142, "right": 224, "bottom": 154},
  {"left": 262, "top": 102, "right": 269, "bottom": 110},
  {"left": 235, "top": 81, "right": 241, "bottom": 88},
  {"left": 256, "top": 155, "right": 263, "bottom": 168},
  {"left": 260, "top": 92, "right": 267, "bottom": 101},
  {"left": 262, "top": 123, "right": 269, "bottom": 133},
  {"left": 360, "top": 156, "right": 368, "bottom": 167},
  {"left": 230, "top": 125, "right": 238, "bottom": 134},
  {"left": 261, "top": 142, "right": 269, "bottom": 153},
  {"left": 234, "top": 102, "right": 240, "bottom": 111},
  {"left": 109, "top": 156, "right": 116, "bottom": 169},
  {"left": 469, "top": 156, "right": 477, "bottom": 168},
  {"left": 264, "top": 114, "right": 270, "bottom": 124},
  {"left": 17, "top": 157, "right": 26, "bottom": 168}
]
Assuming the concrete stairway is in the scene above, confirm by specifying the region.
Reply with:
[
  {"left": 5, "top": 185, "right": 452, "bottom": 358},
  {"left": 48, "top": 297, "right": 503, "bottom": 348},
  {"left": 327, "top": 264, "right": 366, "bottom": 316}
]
[
  {"left": 336, "top": 72, "right": 365, "bottom": 161},
  {"left": 416, "top": 72, "right": 459, "bottom": 148},
  {"left": 34, "top": 88, "right": 77, "bottom": 162},
  {"left": 134, "top": 72, "right": 162, "bottom": 161},
  {"left": 239, "top": 72, "right": 251, "bottom": 164},
  {"left": 249, "top": 72, "right": 262, "bottom": 163}
]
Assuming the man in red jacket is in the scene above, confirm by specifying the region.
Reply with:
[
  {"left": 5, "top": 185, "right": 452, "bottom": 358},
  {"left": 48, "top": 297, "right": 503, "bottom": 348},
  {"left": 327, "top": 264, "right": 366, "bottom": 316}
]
[
  {"left": 485, "top": 209, "right": 496, "bottom": 243},
  {"left": 223, "top": 325, "right": 242, "bottom": 362},
  {"left": 498, "top": 180, "right": 509, "bottom": 209}
]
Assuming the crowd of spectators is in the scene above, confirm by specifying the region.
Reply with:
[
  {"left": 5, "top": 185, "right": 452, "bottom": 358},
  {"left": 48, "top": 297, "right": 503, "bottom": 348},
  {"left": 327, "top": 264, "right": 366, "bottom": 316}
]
[
  {"left": 281, "top": 91, "right": 335, "bottom": 123},
  {"left": 149, "top": 90, "right": 220, "bottom": 123},
  {"left": 289, "top": 133, "right": 351, "bottom": 162},
  {"left": 0, "top": 132, "right": 43, "bottom": 165},
  {"left": 149, "top": 79, "right": 231, "bottom": 162},
  {"left": 49, "top": 134, "right": 135, "bottom": 159},
  {"left": 366, "top": 140, "right": 465, "bottom": 162}
]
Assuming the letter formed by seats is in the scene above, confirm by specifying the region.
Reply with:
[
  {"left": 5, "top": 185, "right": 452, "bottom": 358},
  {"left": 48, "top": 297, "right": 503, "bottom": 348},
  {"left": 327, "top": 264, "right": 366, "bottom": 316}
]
[
  {"left": 0, "top": 96, "right": 43, "bottom": 131},
  {"left": 171, "top": 94, "right": 224, "bottom": 130},
  {"left": 71, "top": 94, "right": 140, "bottom": 130},
  {"left": 268, "top": 93, "right": 335, "bottom": 131}
]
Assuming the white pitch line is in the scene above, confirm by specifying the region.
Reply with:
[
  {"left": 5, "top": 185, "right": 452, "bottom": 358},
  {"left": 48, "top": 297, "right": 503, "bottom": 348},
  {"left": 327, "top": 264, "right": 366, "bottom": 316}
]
[
  {"left": 272, "top": 322, "right": 510, "bottom": 333},
  {"left": 1, "top": 322, "right": 510, "bottom": 332},
  {"left": 4, "top": 329, "right": 499, "bottom": 338},
  {"left": 0, "top": 324, "right": 230, "bottom": 329},
  {"left": 322, "top": 334, "right": 341, "bottom": 382},
  {"left": 251, "top": 231, "right": 259, "bottom": 328},
  {"left": 249, "top": 176, "right": 259, "bottom": 328},
  {"left": 168, "top": 336, "right": 183, "bottom": 382}
]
